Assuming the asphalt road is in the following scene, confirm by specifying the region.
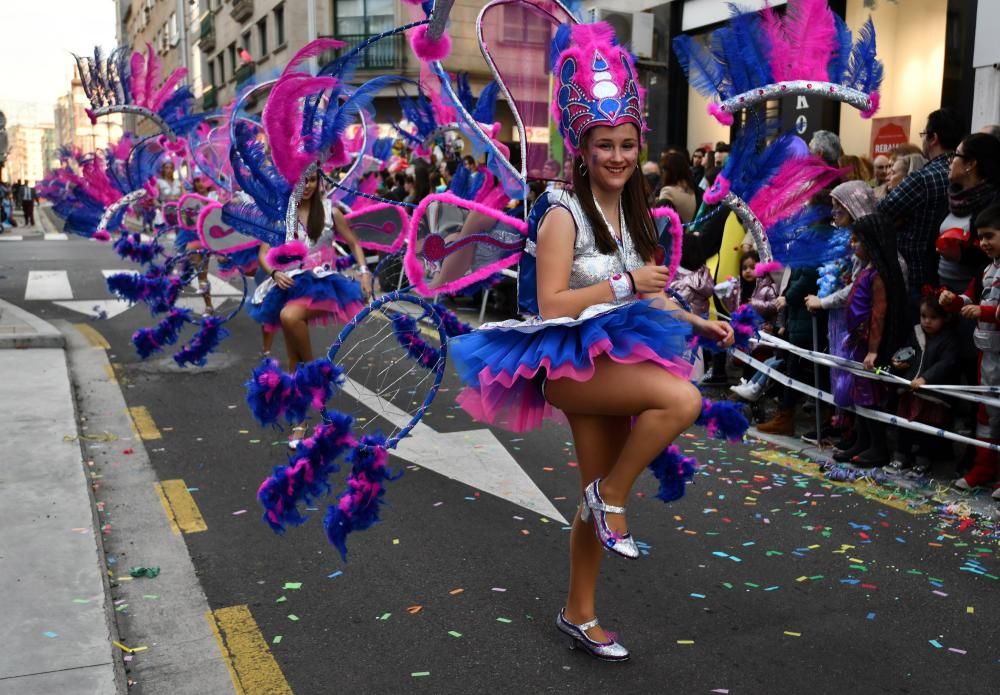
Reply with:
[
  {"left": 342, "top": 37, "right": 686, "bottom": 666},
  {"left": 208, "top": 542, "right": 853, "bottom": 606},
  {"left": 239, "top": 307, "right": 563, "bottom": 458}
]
[{"left": 4, "top": 223, "right": 999, "bottom": 694}]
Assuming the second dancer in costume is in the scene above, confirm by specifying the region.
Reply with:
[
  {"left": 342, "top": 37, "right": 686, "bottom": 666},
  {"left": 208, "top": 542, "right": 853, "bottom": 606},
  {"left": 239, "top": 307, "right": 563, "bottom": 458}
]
[{"left": 450, "top": 22, "right": 733, "bottom": 661}]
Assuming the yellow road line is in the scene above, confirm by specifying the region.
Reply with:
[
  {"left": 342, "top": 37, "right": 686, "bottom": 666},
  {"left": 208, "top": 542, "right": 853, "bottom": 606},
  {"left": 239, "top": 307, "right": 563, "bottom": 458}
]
[
  {"left": 751, "top": 449, "right": 934, "bottom": 515},
  {"left": 153, "top": 482, "right": 181, "bottom": 535},
  {"left": 207, "top": 606, "right": 292, "bottom": 695},
  {"left": 103, "top": 363, "right": 117, "bottom": 383},
  {"left": 155, "top": 479, "right": 207, "bottom": 533},
  {"left": 74, "top": 323, "right": 110, "bottom": 349},
  {"left": 128, "top": 406, "right": 162, "bottom": 440}
]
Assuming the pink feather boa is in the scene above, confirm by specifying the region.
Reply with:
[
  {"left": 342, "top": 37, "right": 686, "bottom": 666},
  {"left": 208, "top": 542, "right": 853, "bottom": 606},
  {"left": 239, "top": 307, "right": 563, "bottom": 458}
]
[
  {"left": 754, "top": 260, "right": 783, "bottom": 277},
  {"left": 262, "top": 74, "right": 339, "bottom": 185},
  {"left": 265, "top": 240, "right": 310, "bottom": 270},
  {"left": 707, "top": 101, "right": 734, "bottom": 126},
  {"left": 860, "top": 91, "right": 880, "bottom": 119},
  {"left": 409, "top": 24, "right": 452, "bottom": 62},
  {"left": 651, "top": 206, "right": 683, "bottom": 284}
]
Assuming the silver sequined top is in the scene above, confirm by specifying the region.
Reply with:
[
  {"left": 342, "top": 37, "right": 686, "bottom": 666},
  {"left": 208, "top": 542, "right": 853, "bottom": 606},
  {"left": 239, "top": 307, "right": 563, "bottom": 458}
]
[{"left": 487, "top": 190, "right": 646, "bottom": 330}]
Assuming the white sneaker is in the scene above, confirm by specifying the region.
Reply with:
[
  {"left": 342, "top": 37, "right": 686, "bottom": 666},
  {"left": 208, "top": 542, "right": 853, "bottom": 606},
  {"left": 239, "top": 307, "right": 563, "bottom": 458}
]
[
  {"left": 952, "top": 477, "right": 972, "bottom": 491},
  {"left": 730, "top": 381, "right": 764, "bottom": 402}
]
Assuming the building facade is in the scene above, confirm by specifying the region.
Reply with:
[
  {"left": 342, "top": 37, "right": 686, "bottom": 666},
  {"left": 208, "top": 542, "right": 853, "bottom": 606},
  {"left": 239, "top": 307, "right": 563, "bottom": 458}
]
[{"left": 6, "top": 124, "right": 56, "bottom": 185}]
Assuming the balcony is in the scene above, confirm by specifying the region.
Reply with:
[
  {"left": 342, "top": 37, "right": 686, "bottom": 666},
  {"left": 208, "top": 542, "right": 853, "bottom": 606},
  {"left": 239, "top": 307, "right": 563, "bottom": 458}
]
[
  {"left": 230, "top": 0, "right": 253, "bottom": 23},
  {"left": 234, "top": 62, "right": 256, "bottom": 84},
  {"left": 199, "top": 15, "right": 216, "bottom": 52},
  {"left": 316, "top": 33, "right": 407, "bottom": 73},
  {"left": 202, "top": 86, "right": 217, "bottom": 110}
]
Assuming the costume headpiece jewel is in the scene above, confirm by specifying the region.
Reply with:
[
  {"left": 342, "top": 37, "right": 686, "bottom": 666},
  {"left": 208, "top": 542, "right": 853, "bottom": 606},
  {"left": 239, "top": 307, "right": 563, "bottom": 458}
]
[
  {"left": 550, "top": 22, "right": 644, "bottom": 154},
  {"left": 672, "top": 0, "right": 883, "bottom": 125}
]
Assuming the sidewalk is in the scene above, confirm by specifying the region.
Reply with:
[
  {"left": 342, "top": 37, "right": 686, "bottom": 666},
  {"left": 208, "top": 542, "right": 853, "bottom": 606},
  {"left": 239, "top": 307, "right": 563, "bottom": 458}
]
[{"left": 0, "top": 298, "right": 119, "bottom": 694}]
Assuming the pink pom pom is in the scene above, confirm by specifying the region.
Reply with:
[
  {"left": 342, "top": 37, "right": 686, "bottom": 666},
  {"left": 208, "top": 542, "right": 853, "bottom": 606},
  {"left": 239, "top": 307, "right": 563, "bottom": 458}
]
[
  {"left": 85, "top": 108, "right": 97, "bottom": 125},
  {"left": 708, "top": 102, "right": 734, "bottom": 126},
  {"left": 754, "top": 260, "right": 783, "bottom": 277},
  {"left": 93, "top": 230, "right": 111, "bottom": 242},
  {"left": 860, "top": 91, "right": 880, "bottom": 119},
  {"left": 265, "top": 240, "right": 309, "bottom": 270},
  {"left": 409, "top": 24, "right": 451, "bottom": 62},
  {"left": 703, "top": 175, "right": 731, "bottom": 205}
]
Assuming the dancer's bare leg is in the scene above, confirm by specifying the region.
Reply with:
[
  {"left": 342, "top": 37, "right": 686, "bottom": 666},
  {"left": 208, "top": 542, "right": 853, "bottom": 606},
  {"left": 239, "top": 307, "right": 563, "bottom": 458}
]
[
  {"left": 561, "top": 411, "right": 629, "bottom": 643},
  {"left": 279, "top": 304, "right": 327, "bottom": 370},
  {"left": 545, "top": 357, "right": 702, "bottom": 537}
]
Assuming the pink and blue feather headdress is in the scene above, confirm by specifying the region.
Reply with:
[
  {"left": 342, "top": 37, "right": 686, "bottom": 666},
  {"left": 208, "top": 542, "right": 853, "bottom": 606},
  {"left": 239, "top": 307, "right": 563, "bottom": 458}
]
[
  {"left": 73, "top": 45, "right": 204, "bottom": 139},
  {"left": 549, "top": 21, "right": 644, "bottom": 155},
  {"left": 673, "top": 0, "right": 883, "bottom": 126}
]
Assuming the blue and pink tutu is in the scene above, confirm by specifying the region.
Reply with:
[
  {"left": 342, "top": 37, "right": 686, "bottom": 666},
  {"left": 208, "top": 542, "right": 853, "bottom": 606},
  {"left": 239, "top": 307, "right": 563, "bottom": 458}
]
[
  {"left": 451, "top": 300, "right": 694, "bottom": 432},
  {"left": 248, "top": 268, "right": 365, "bottom": 333},
  {"left": 217, "top": 245, "right": 261, "bottom": 278},
  {"left": 174, "top": 228, "right": 202, "bottom": 250}
]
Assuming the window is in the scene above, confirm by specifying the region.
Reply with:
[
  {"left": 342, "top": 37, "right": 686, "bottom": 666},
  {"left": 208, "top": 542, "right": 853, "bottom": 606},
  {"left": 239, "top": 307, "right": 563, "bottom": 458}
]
[
  {"left": 216, "top": 54, "right": 225, "bottom": 83},
  {"left": 257, "top": 17, "right": 268, "bottom": 56},
  {"left": 242, "top": 31, "right": 251, "bottom": 53},
  {"left": 334, "top": 0, "right": 393, "bottom": 36},
  {"left": 207, "top": 60, "right": 216, "bottom": 88},
  {"left": 228, "top": 42, "right": 237, "bottom": 78},
  {"left": 168, "top": 12, "right": 179, "bottom": 47},
  {"left": 274, "top": 4, "right": 285, "bottom": 46}
]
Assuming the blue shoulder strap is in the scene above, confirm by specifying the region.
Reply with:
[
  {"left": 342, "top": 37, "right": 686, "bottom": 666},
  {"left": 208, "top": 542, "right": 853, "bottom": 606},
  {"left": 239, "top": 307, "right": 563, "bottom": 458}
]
[{"left": 516, "top": 191, "right": 556, "bottom": 315}]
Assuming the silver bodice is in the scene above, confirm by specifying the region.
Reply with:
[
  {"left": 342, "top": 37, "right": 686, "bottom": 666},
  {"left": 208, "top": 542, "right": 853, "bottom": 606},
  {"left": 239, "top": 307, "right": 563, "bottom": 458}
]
[{"left": 548, "top": 189, "right": 645, "bottom": 290}]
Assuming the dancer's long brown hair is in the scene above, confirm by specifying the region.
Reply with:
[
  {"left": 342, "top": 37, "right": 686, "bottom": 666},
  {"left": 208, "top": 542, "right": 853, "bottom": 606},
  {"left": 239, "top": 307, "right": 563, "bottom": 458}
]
[{"left": 571, "top": 135, "right": 658, "bottom": 261}]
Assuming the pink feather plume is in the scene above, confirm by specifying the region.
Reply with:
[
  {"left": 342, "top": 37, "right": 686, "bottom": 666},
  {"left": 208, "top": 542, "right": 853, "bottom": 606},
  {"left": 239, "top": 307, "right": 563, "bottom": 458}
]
[
  {"left": 282, "top": 38, "right": 346, "bottom": 76},
  {"left": 262, "top": 74, "right": 339, "bottom": 185},
  {"left": 149, "top": 67, "right": 188, "bottom": 113},
  {"left": 129, "top": 52, "right": 146, "bottom": 106},
  {"left": 144, "top": 47, "right": 161, "bottom": 109},
  {"left": 763, "top": 0, "right": 837, "bottom": 82},
  {"left": 748, "top": 155, "right": 844, "bottom": 230}
]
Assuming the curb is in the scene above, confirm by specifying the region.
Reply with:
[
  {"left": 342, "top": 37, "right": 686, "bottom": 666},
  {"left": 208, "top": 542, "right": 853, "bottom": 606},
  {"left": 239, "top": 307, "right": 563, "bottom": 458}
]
[{"left": 0, "top": 298, "right": 65, "bottom": 349}]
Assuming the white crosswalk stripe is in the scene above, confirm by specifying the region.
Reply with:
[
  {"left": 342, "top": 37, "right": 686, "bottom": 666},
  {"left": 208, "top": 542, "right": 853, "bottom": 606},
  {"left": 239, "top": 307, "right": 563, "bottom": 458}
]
[{"left": 25, "top": 270, "right": 73, "bottom": 300}]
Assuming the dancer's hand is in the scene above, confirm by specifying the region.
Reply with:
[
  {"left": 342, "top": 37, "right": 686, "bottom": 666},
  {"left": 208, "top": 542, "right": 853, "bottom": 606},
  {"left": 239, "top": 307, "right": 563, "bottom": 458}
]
[
  {"left": 272, "top": 271, "right": 294, "bottom": 290},
  {"left": 359, "top": 273, "right": 373, "bottom": 299},
  {"left": 695, "top": 317, "right": 734, "bottom": 348},
  {"left": 632, "top": 265, "right": 672, "bottom": 294}
]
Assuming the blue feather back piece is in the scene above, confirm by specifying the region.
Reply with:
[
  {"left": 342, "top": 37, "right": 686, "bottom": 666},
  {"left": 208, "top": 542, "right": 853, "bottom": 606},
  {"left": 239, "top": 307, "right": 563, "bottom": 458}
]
[
  {"left": 173, "top": 315, "right": 229, "bottom": 367},
  {"left": 647, "top": 445, "right": 698, "bottom": 503}
]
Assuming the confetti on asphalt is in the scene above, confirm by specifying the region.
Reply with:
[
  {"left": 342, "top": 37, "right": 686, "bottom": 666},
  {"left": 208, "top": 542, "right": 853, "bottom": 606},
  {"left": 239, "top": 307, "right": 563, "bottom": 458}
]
[{"left": 283, "top": 582, "right": 302, "bottom": 590}]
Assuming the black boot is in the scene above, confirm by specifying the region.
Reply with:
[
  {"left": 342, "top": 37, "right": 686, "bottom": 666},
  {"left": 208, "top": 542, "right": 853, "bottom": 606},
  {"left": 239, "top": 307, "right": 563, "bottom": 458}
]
[
  {"left": 834, "top": 418, "right": 870, "bottom": 463},
  {"left": 853, "top": 419, "right": 889, "bottom": 467}
]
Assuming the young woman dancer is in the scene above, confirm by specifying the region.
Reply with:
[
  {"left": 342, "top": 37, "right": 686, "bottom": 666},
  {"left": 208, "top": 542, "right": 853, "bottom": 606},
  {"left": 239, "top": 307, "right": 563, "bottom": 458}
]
[
  {"left": 251, "top": 170, "right": 373, "bottom": 445},
  {"left": 450, "top": 22, "right": 733, "bottom": 661}
]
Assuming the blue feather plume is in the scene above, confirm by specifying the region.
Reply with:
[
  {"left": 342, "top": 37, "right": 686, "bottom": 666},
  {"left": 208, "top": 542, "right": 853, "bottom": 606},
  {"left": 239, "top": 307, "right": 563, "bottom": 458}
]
[
  {"left": 318, "top": 76, "right": 401, "bottom": 156},
  {"left": 472, "top": 80, "right": 499, "bottom": 124},
  {"left": 221, "top": 201, "right": 285, "bottom": 248},
  {"left": 174, "top": 315, "right": 229, "bottom": 367},
  {"left": 672, "top": 34, "right": 728, "bottom": 99},
  {"left": 647, "top": 445, "right": 698, "bottom": 503},
  {"left": 766, "top": 207, "right": 847, "bottom": 269},
  {"left": 827, "top": 14, "right": 853, "bottom": 84},
  {"left": 845, "top": 18, "right": 883, "bottom": 94},
  {"left": 696, "top": 399, "right": 750, "bottom": 442},
  {"left": 456, "top": 72, "right": 475, "bottom": 113},
  {"left": 550, "top": 23, "right": 573, "bottom": 71}
]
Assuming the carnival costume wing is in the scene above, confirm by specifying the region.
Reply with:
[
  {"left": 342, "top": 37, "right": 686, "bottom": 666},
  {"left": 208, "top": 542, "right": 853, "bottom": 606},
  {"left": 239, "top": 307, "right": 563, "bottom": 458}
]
[{"left": 672, "top": 0, "right": 883, "bottom": 125}]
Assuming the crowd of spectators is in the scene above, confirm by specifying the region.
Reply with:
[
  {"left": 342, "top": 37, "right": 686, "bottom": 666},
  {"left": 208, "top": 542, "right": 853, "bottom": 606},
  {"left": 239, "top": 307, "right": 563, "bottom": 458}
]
[{"left": 665, "top": 110, "right": 1000, "bottom": 499}]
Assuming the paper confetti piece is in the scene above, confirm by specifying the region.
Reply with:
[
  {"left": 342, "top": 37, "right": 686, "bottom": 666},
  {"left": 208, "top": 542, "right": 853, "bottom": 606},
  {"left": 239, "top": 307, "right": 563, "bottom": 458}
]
[
  {"left": 783, "top": 631, "right": 801, "bottom": 637},
  {"left": 448, "top": 631, "right": 462, "bottom": 638},
  {"left": 283, "top": 582, "right": 302, "bottom": 590},
  {"left": 275, "top": 596, "right": 287, "bottom": 603},
  {"left": 407, "top": 606, "right": 423, "bottom": 614},
  {"left": 449, "top": 588, "right": 464, "bottom": 595},
  {"left": 676, "top": 640, "right": 695, "bottom": 645},
  {"left": 929, "top": 639, "right": 943, "bottom": 649},
  {"left": 967, "top": 606, "right": 974, "bottom": 614},
  {"left": 272, "top": 635, "right": 282, "bottom": 644},
  {"left": 496, "top": 617, "right": 512, "bottom": 623},
  {"left": 232, "top": 509, "right": 247, "bottom": 515},
  {"left": 411, "top": 672, "right": 430, "bottom": 677},
  {"left": 288, "top": 614, "right": 299, "bottom": 621},
  {"left": 43, "top": 631, "right": 58, "bottom": 639},
  {"left": 378, "top": 613, "right": 391, "bottom": 621},
  {"left": 328, "top": 571, "right": 343, "bottom": 579}
]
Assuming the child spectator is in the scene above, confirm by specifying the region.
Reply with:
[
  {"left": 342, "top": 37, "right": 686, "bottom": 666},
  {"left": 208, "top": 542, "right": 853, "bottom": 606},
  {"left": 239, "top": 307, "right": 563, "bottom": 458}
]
[
  {"left": 831, "top": 214, "right": 908, "bottom": 466},
  {"left": 885, "top": 293, "right": 960, "bottom": 477},
  {"left": 940, "top": 203, "right": 1000, "bottom": 497},
  {"left": 729, "top": 250, "right": 780, "bottom": 401}
]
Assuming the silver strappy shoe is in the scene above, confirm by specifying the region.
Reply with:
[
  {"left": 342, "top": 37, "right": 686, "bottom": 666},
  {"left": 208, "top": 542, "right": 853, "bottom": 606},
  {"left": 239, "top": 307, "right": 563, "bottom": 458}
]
[
  {"left": 580, "top": 479, "right": 639, "bottom": 559},
  {"left": 556, "top": 609, "right": 629, "bottom": 661}
]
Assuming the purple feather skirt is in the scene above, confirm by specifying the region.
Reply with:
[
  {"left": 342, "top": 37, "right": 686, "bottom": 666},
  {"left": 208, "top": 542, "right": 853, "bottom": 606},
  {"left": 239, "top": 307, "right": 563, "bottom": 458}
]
[
  {"left": 450, "top": 301, "right": 694, "bottom": 432},
  {"left": 248, "top": 270, "right": 366, "bottom": 333}
]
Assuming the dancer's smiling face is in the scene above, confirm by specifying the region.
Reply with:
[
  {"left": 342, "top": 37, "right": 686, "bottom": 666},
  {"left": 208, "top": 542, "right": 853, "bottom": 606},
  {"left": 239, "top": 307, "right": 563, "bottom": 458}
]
[{"left": 583, "top": 124, "right": 639, "bottom": 193}]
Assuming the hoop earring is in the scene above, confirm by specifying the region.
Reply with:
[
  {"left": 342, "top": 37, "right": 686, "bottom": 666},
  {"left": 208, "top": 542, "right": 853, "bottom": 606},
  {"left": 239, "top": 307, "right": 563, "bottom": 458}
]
[{"left": 578, "top": 161, "right": 588, "bottom": 176}]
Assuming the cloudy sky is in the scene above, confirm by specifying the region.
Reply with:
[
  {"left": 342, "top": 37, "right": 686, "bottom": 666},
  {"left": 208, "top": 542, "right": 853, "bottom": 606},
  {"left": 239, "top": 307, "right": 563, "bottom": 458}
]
[{"left": 0, "top": 0, "right": 117, "bottom": 124}]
